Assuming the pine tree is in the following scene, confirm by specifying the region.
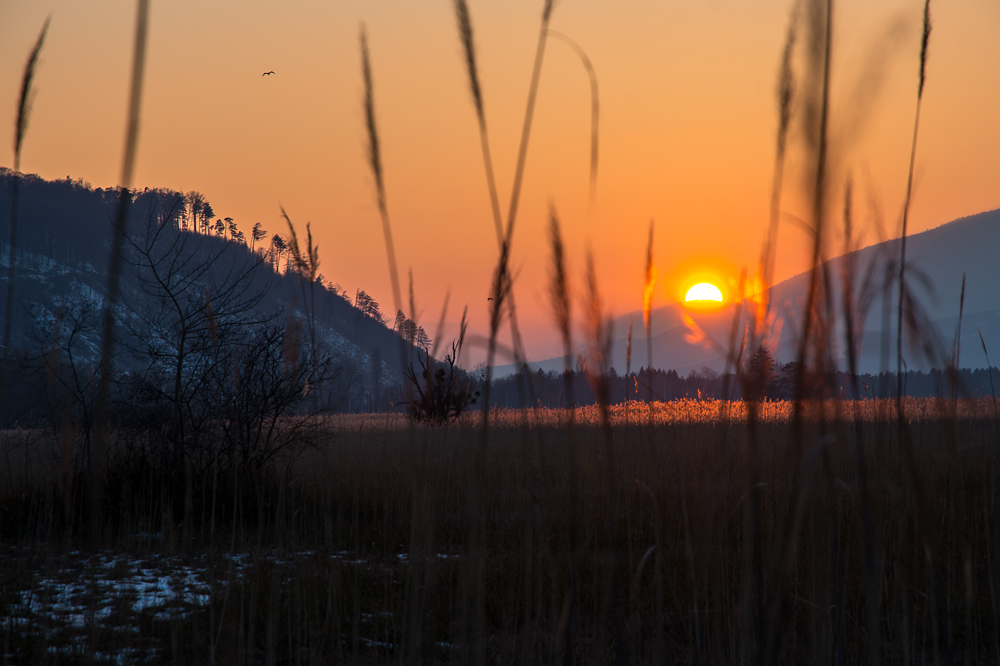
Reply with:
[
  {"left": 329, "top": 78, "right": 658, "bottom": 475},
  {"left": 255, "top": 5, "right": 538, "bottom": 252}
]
[
  {"left": 745, "top": 345, "right": 777, "bottom": 397},
  {"left": 251, "top": 223, "right": 266, "bottom": 253}
]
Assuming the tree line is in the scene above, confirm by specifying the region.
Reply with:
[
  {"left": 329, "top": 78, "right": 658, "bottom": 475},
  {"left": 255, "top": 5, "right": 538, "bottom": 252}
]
[{"left": 479, "top": 346, "right": 1000, "bottom": 409}]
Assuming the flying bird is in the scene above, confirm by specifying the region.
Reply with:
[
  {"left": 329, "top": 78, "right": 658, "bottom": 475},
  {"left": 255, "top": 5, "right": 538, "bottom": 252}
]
[{"left": 262, "top": 71, "right": 275, "bottom": 76}]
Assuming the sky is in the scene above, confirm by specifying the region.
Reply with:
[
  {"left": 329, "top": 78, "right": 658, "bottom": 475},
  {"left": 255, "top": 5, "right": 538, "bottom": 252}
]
[{"left": 2, "top": 0, "right": 999, "bottom": 366}]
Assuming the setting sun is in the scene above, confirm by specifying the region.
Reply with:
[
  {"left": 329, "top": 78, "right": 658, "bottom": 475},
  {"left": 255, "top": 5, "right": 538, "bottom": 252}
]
[{"left": 685, "top": 283, "right": 724, "bottom": 303}]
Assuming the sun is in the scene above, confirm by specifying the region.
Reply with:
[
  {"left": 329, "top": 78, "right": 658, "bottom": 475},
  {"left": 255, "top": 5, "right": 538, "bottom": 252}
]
[{"left": 685, "top": 282, "right": 723, "bottom": 303}]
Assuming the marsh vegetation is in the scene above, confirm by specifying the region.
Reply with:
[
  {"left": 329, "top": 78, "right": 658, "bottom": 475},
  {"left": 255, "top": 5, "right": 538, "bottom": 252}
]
[{"left": 3, "top": 0, "right": 999, "bottom": 663}]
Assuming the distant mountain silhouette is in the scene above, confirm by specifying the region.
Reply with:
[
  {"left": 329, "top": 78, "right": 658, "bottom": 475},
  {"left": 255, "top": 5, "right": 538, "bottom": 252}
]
[{"left": 500, "top": 208, "right": 1000, "bottom": 377}]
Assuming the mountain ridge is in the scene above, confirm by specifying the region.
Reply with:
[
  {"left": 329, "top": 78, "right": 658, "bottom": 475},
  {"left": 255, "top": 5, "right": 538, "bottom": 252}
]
[{"left": 498, "top": 207, "right": 1000, "bottom": 377}]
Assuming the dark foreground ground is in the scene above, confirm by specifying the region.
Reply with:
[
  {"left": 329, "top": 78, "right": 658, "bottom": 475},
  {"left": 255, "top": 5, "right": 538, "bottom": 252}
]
[{"left": 1, "top": 399, "right": 998, "bottom": 664}]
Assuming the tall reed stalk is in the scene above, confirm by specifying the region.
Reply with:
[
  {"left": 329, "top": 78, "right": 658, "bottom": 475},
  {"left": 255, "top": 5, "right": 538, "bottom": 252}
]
[
  {"left": 92, "top": 0, "right": 149, "bottom": 546},
  {"left": 359, "top": 27, "right": 402, "bottom": 318},
  {"left": 761, "top": 5, "right": 797, "bottom": 305},
  {"left": 582, "top": 249, "right": 624, "bottom": 666},
  {"left": 545, "top": 29, "right": 599, "bottom": 206},
  {"left": 503, "top": 0, "right": 553, "bottom": 245},
  {"left": 547, "top": 210, "right": 579, "bottom": 665},
  {"left": 358, "top": 24, "right": 415, "bottom": 420},
  {"left": 736, "top": 17, "right": 798, "bottom": 655},
  {"left": 888, "top": 4, "right": 955, "bottom": 661},
  {"left": 773, "top": 0, "right": 833, "bottom": 661},
  {"left": 642, "top": 220, "right": 655, "bottom": 407},
  {"left": 979, "top": 329, "right": 1000, "bottom": 448},
  {"left": 282, "top": 211, "right": 320, "bottom": 356},
  {"left": 838, "top": 178, "right": 881, "bottom": 665},
  {"left": 1, "top": 19, "right": 49, "bottom": 425},
  {"left": 951, "top": 273, "right": 966, "bottom": 404},
  {"left": 896, "top": 0, "right": 932, "bottom": 405},
  {"left": 452, "top": 0, "right": 561, "bottom": 396}
]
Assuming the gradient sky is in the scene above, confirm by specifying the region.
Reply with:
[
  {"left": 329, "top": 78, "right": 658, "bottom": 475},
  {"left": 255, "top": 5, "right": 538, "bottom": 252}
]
[{"left": 2, "top": 0, "right": 999, "bottom": 365}]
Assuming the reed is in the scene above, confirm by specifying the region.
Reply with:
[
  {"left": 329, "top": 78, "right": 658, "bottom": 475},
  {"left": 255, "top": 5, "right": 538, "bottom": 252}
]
[
  {"left": 92, "top": 0, "right": 149, "bottom": 548},
  {"left": 359, "top": 25, "right": 403, "bottom": 320},
  {"left": 896, "top": 0, "right": 933, "bottom": 404},
  {"left": 545, "top": 29, "right": 600, "bottom": 205},
  {"left": 579, "top": 249, "right": 627, "bottom": 664},
  {"left": 771, "top": 0, "right": 835, "bottom": 660},
  {"left": 453, "top": 0, "right": 503, "bottom": 248},
  {"left": 281, "top": 210, "right": 320, "bottom": 351},
  {"left": 979, "top": 329, "right": 1000, "bottom": 448},
  {"left": 951, "top": 273, "right": 966, "bottom": 403},
  {"left": 452, "top": 0, "right": 564, "bottom": 398},
  {"left": 760, "top": 5, "right": 797, "bottom": 302},
  {"left": 547, "top": 207, "right": 582, "bottom": 665},
  {"left": 4, "top": 1, "right": 994, "bottom": 664},
  {"left": 642, "top": 220, "right": 655, "bottom": 406},
  {"left": 1, "top": 18, "right": 50, "bottom": 425},
  {"left": 504, "top": 0, "right": 554, "bottom": 245},
  {"left": 838, "top": 177, "right": 882, "bottom": 666}
]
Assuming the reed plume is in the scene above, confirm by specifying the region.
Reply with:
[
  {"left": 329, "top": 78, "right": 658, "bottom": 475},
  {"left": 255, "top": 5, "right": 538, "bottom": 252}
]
[
  {"left": 979, "top": 329, "right": 1000, "bottom": 448},
  {"left": 886, "top": 7, "right": 954, "bottom": 656},
  {"left": 761, "top": 5, "right": 797, "bottom": 302},
  {"left": 951, "top": 273, "right": 965, "bottom": 402},
  {"left": 547, "top": 207, "right": 579, "bottom": 664},
  {"left": 358, "top": 24, "right": 413, "bottom": 411},
  {"left": 453, "top": 0, "right": 503, "bottom": 246},
  {"left": 625, "top": 320, "right": 633, "bottom": 385},
  {"left": 92, "top": 0, "right": 149, "bottom": 546},
  {"left": 429, "top": 290, "right": 450, "bottom": 361},
  {"left": 642, "top": 220, "right": 655, "bottom": 404},
  {"left": 773, "top": 0, "right": 833, "bottom": 660},
  {"left": 281, "top": 209, "right": 320, "bottom": 360},
  {"left": 1, "top": 18, "right": 50, "bottom": 423},
  {"left": 504, "top": 0, "right": 555, "bottom": 246},
  {"left": 896, "top": 0, "right": 932, "bottom": 403},
  {"left": 360, "top": 25, "right": 403, "bottom": 317},
  {"left": 790, "top": 0, "right": 832, "bottom": 409},
  {"left": 548, "top": 208, "right": 572, "bottom": 377},
  {"left": 452, "top": 0, "right": 538, "bottom": 393},
  {"left": 481, "top": 238, "right": 513, "bottom": 433}
]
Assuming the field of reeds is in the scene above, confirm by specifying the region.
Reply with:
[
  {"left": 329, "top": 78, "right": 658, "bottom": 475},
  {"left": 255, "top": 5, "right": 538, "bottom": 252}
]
[
  {"left": 4, "top": 0, "right": 998, "bottom": 663},
  {"left": 1, "top": 400, "right": 999, "bottom": 664}
]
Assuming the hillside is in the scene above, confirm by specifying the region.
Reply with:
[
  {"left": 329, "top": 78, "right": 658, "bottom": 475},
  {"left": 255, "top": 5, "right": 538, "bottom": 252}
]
[{"left": 0, "top": 170, "right": 420, "bottom": 416}]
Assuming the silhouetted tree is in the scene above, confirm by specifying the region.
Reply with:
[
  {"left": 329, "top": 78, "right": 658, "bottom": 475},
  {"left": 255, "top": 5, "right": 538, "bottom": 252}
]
[
  {"left": 251, "top": 222, "right": 266, "bottom": 253},
  {"left": 402, "top": 341, "right": 477, "bottom": 423},
  {"left": 415, "top": 326, "right": 431, "bottom": 351},
  {"left": 198, "top": 199, "right": 214, "bottom": 234},
  {"left": 121, "top": 208, "right": 271, "bottom": 471},
  {"left": 185, "top": 191, "right": 204, "bottom": 232},
  {"left": 270, "top": 234, "right": 286, "bottom": 272},
  {"left": 354, "top": 289, "right": 385, "bottom": 324},
  {"left": 27, "top": 297, "right": 103, "bottom": 455},
  {"left": 744, "top": 345, "right": 778, "bottom": 399}
]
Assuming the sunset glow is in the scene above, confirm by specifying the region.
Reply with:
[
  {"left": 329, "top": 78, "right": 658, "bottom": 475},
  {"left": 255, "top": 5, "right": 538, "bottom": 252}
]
[
  {"left": 2, "top": 0, "right": 1000, "bottom": 368},
  {"left": 685, "top": 282, "right": 723, "bottom": 303}
]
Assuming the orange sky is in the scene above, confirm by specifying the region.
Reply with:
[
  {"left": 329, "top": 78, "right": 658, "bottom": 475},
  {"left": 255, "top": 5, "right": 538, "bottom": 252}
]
[{"left": 2, "top": 0, "right": 999, "bottom": 366}]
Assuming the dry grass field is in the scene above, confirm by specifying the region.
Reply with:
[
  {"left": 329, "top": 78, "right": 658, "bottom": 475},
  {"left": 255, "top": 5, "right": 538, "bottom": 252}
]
[{"left": 1, "top": 399, "right": 998, "bottom": 664}]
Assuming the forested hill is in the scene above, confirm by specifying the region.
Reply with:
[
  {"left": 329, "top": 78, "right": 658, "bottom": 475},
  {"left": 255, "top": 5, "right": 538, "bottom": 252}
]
[{"left": 0, "top": 169, "right": 426, "bottom": 417}]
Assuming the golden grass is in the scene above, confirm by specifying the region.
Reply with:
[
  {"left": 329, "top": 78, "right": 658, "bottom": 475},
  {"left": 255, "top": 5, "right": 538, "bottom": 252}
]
[{"left": 327, "top": 397, "right": 1000, "bottom": 430}]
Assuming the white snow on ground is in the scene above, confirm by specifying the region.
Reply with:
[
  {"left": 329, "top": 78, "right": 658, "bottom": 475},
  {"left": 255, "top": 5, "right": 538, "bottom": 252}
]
[
  {"left": 14, "top": 552, "right": 213, "bottom": 627},
  {"left": 2, "top": 547, "right": 461, "bottom": 663}
]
